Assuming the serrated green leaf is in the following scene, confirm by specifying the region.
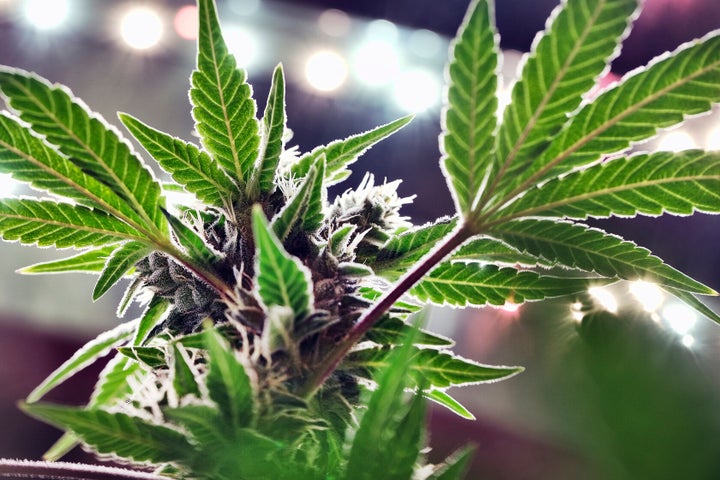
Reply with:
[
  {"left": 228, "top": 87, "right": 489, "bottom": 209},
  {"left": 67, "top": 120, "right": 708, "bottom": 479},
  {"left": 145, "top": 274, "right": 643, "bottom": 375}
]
[
  {"left": 345, "top": 323, "right": 423, "bottom": 480},
  {"left": 191, "top": 0, "right": 259, "bottom": 186},
  {"left": 346, "top": 346, "right": 523, "bottom": 389},
  {"left": 413, "top": 263, "right": 605, "bottom": 307},
  {"left": 366, "top": 316, "right": 454, "bottom": 348},
  {"left": 26, "top": 319, "right": 137, "bottom": 403},
  {"left": 0, "top": 199, "right": 143, "bottom": 249},
  {"left": 119, "top": 113, "right": 239, "bottom": 208},
  {"left": 504, "top": 31, "right": 720, "bottom": 192},
  {"left": 171, "top": 344, "right": 201, "bottom": 398},
  {"left": 93, "top": 242, "right": 149, "bottom": 301},
  {"left": 374, "top": 217, "right": 458, "bottom": 280},
  {"left": 162, "top": 208, "right": 218, "bottom": 264},
  {"left": 272, "top": 161, "right": 320, "bottom": 241},
  {"left": 451, "top": 236, "right": 552, "bottom": 268},
  {"left": 495, "top": 150, "right": 720, "bottom": 221},
  {"left": 0, "top": 68, "right": 166, "bottom": 231},
  {"left": 423, "top": 390, "right": 475, "bottom": 420},
  {"left": 496, "top": 0, "right": 639, "bottom": 175},
  {"left": 254, "top": 206, "right": 313, "bottom": 319},
  {"left": 89, "top": 354, "right": 140, "bottom": 409},
  {"left": 117, "top": 346, "right": 167, "bottom": 369},
  {"left": 440, "top": 0, "right": 498, "bottom": 214},
  {"left": 492, "top": 219, "right": 715, "bottom": 294},
  {"left": 290, "top": 115, "right": 413, "bottom": 185},
  {"left": 42, "top": 432, "right": 80, "bottom": 462},
  {"left": 665, "top": 287, "right": 720, "bottom": 326},
  {"left": 204, "top": 325, "right": 255, "bottom": 431},
  {"left": 356, "top": 286, "right": 422, "bottom": 315},
  {"left": 328, "top": 224, "right": 356, "bottom": 257},
  {"left": 0, "top": 113, "right": 149, "bottom": 228},
  {"left": 428, "top": 445, "right": 476, "bottom": 480},
  {"left": 19, "top": 245, "right": 116, "bottom": 275},
  {"left": 303, "top": 155, "right": 326, "bottom": 232},
  {"left": 251, "top": 64, "right": 286, "bottom": 197},
  {"left": 134, "top": 296, "right": 170, "bottom": 346},
  {"left": 21, "top": 403, "right": 193, "bottom": 464}
]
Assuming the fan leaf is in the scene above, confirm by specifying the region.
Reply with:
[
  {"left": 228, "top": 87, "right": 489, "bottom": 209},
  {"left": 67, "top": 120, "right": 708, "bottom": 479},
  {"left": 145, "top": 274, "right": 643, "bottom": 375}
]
[
  {"left": 93, "top": 241, "right": 150, "bottom": 301},
  {"left": 412, "top": 263, "right": 604, "bottom": 307},
  {"left": 423, "top": 390, "right": 475, "bottom": 420},
  {"left": 119, "top": 113, "right": 238, "bottom": 208},
  {"left": 492, "top": 219, "right": 714, "bottom": 294},
  {"left": 496, "top": 0, "right": 639, "bottom": 175},
  {"left": 440, "top": 0, "right": 498, "bottom": 214},
  {"left": 191, "top": 0, "right": 259, "bottom": 187},
  {"left": 0, "top": 68, "right": 166, "bottom": 231},
  {"left": 19, "top": 245, "right": 116, "bottom": 275},
  {"left": 0, "top": 199, "right": 144, "bottom": 249}
]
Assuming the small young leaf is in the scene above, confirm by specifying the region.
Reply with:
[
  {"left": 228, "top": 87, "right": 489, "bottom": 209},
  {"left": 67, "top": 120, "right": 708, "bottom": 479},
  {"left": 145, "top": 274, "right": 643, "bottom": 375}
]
[
  {"left": 162, "top": 209, "right": 219, "bottom": 264},
  {"left": 346, "top": 346, "right": 523, "bottom": 389},
  {"left": 204, "top": 325, "right": 255, "bottom": 431},
  {"left": 271, "top": 162, "right": 320, "bottom": 241},
  {"left": 428, "top": 445, "right": 476, "bottom": 480},
  {"left": 412, "top": 263, "right": 604, "bottom": 307},
  {"left": 251, "top": 64, "right": 287, "bottom": 197},
  {"left": 89, "top": 353, "right": 140, "bottom": 409},
  {"left": 0, "top": 68, "right": 166, "bottom": 230},
  {"left": 440, "top": 0, "right": 498, "bottom": 215},
  {"left": 0, "top": 199, "right": 143, "bottom": 249},
  {"left": 117, "top": 346, "right": 167, "bottom": 369},
  {"left": 302, "top": 155, "right": 326, "bottom": 233},
  {"left": 254, "top": 206, "right": 313, "bottom": 319},
  {"left": 21, "top": 403, "right": 194, "bottom": 465},
  {"left": 492, "top": 219, "right": 715, "bottom": 294},
  {"left": 191, "top": 0, "right": 259, "bottom": 186},
  {"left": 423, "top": 390, "right": 475, "bottom": 420},
  {"left": 93, "top": 242, "right": 150, "bottom": 301},
  {"left": 26, "top": 319, "right": 137, "bottom": 403},
  {"left": 290, "top": 115, "right": 413, "bottom": 185},
  {"left": 42, "top": 432, "right": 81, "bottom": 462},
  {"left": 19, "top": 245, "right": 116, "bottom": 275},
  {"left": 171, "top": 344, "right": 201, "bottom": 398},
  {"left": 496, "top": 0, "right": 639, "bottom": 174},
  {"left": 133, "top": 296, "right": 170, "bottom": 346},
  {"left": 119, "top": 113, "right": 239, "bottom": 208},
  {"left": 495, "top": 150, "right": 720, "bottom": 221}
]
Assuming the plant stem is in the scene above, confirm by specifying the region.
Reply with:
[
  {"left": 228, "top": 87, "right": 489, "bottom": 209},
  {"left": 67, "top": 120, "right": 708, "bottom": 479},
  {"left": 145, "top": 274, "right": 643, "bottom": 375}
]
[
  {"left": 0, "top": 459, "right": 166, "bottom": 480},
  {"left": 300, "top": 222, "right": 474, "bottom": 397}
]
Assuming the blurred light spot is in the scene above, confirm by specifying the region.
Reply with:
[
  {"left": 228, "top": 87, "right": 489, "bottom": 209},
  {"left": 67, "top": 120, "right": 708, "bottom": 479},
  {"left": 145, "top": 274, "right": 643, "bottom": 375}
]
[
  {"left": 305, "top": 50, "right": 348, "bottom": 92},
  {"left": 224, "top": 26, "right": 257, "bottom": 68},
  {"left": 173, "top": 5, "right": 198, "bottom": 40},
  {"left": 588, "top": 286, "right": 618, "bottom": 314},
  {"left": 0, "top": 174, "right": 17, "bottom": 198},
  {"left": 22, "top": 0, "right": 70, "bottom": 31},
  {"left": 570, "top": 301, "right": 584, "bottom": 322},
  {"left": 318, "top": 9, "right": 351, "bottom": 37},
  {"left": 393, "top": 68, "right": 441, "bottom": 113},
  {"left": 353, "top": 39, "right": 400, "bottom": 86},
  {"left": 366, "top": 19, "right": 398, "bottom": 42},
  {"left": 707, "top": 125, "right": 720, "bottom": 151},
  {"left": 120, "top": 6, "right": 164, "bottom": 50},
  {"left": 497, "top": 86, "right": 512, "bottom": 115},
  {"left": 629, "top": 280, "right": 664, "bottom": 312},
  {"left": 408, "top": 29, "right": 443, "bottom": 58},
  {"left": 228, "top": 0, "right": 260, "bottom": 16},
  {"left": 657, "top": 130, "right": 696, "bottom": 152},
  {"left": 500, "top": 302, "right": 520, "bottom": 313},
  {"left": 663, "top": 302, "right": 697, "bottom": 335},
  {"left": 681, "top": 334, "right": 695, "bottom": 348}
]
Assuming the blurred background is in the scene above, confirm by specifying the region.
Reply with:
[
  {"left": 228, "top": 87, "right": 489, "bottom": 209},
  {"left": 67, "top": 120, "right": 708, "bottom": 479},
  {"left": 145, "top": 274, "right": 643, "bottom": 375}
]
[{"left": 0, "top": 0, "right": 719, "bottom": 478}]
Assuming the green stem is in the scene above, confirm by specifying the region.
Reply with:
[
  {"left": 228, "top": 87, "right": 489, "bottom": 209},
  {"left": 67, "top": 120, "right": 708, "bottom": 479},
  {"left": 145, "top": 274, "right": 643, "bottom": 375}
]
[
  {"left": 0, "top": 459, "right": 166, "bottom": 480},
  {"left": 300, "top": 222, "right": 474, "bottom": 397}
]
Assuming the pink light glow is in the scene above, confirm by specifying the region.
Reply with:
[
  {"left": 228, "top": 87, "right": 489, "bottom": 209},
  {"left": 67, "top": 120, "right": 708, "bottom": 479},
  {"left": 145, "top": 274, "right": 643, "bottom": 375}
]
[{"left": 174, "top": 5, "right": 199, "bottom": 41}]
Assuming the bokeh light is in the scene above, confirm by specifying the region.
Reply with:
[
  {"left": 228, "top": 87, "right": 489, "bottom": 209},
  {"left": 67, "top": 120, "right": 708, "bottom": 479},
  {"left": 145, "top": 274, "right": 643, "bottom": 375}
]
[
  {"left": 707, "top": 125, "right": 720, "bottom": 150},
  {"left": 173, "top": 5, "right": 198, "bottom": 41},
  {"left": 629, "top": 280, "right": 664, "bottom": 312},
  {"left": 588, "top": 286, "right": 618, "bottom": 313},
  {"left": 663, "top": 302, "right": 697, "bottom": 336},
  {"left": 0, "top": 174, "right": 17, "bottom": 198},
  {"left": 657, "top": 130, "right": 696, "bottom": 152},
  {"left": 224, "top": 26, "right": 258, "bottom": 68},
  {"left": 22, "top": 0, "right": 70, "bottom": 31},
  {"left": 353, "top": 39, "right": 400, "bottom": 87},
  {"left": 305, "top": 50, "right": 348, "bottom": 92},
  {"left": 393, "top": 68, "right": 442, "bottom": 113},
  {"left": 318, "top": 9, "right": 352, "bottom": 37},
  {"left": 120, "top": 6, "right": 164, "bottom": 50}
]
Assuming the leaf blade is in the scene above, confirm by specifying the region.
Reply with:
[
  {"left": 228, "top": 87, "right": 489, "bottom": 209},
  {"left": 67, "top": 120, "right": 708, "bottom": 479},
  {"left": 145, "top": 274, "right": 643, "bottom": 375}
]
[
  {"left": 19, "top": 245, "right": 117, "bottom": 275},
  {"left": 93, "top": 241, "right": 150, "bottom": 301},
  {"left": 252, "top": 64, "right": 287, "bottom": 196}
]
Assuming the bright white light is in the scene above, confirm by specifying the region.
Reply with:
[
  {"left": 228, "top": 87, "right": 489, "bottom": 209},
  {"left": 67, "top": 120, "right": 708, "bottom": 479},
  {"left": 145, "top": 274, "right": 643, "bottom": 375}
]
[
  {"left": 305, "top": 50, "right": 348, "bottom": 92},
  {"left": 707, "top": 126, "right": 720, "bottom": 151},
  {"left": 681, "top": 334, "right": 695, "bottom": 348},
  {"left": 0, "top": 174, "right": 18, "bottom": 198},
  {"left": 393, "top": 68, "right": 442, "bottom": 113},
  {"left": 366, "top": 19, "right": 399, "bottom": 43},
  {"left": 408, "top": 29, "right": 443, "bottom": 58},
  {"left": 318, "top": 9, "right": 352, "bottom": 37},
  {"left": 22, "top": 0, "right": 70, "bottom": 31},
  {"left": 228, "top": 0, "right": 260, "bottom": 16},
  {"left": 629, "top": 280, "right": 664, "bottom": 312},
  {"left": 120, "top": 7, "right": 164, "bottom": 50},
  {"left": 224, "top": 27, "right": 257, "bottom": 68},
  {"left": 657, "top": 130, "right": 696, "bottom": 152},
  {"left": 588, "top": 286, "right": 618, "bottom": 314},
  {"left": 663, "top": 302, "right": 697, "bottom": 335},
  {"left": 500, "top": 302, "right": 520, "bottom": 313},
  {"left": 570, "top": 301, "right": 584, "bottom": 322},
  {"left": 353, "top": 40, "right": 400, "bottom": 86}
]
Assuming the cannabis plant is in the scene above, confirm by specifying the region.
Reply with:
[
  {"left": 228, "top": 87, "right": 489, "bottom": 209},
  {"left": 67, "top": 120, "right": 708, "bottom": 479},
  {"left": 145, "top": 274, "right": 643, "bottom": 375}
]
[{"left": 0, "top": 0, "right": 718, "bottom": 478}]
